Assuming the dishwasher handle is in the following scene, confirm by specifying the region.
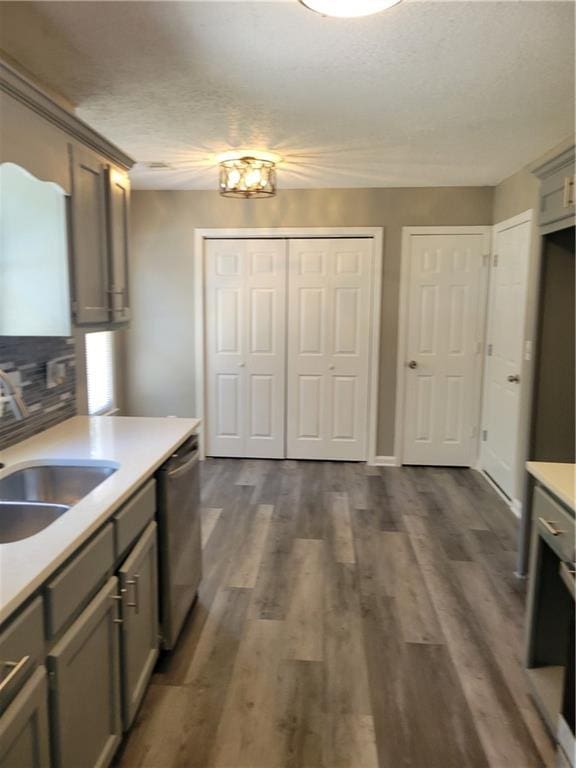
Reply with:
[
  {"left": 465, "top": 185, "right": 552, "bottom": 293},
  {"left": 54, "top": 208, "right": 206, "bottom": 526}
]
[{"left": 165, "top": 448, "right": 199, "bottom": 480}]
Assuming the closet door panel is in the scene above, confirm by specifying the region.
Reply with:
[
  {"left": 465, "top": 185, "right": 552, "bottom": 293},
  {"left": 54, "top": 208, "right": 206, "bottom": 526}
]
[
  {"left": 206, "top": 239, "right": 286, "bottom": 458},
  {"left": 206, "top": 240, "right": 247, "bottom": 457},
  {"left": 244, "top": 240, "right": 286, "bottom": 458},
  {"left": 287, "top": 239, "right": 372, "bottom": 461}
]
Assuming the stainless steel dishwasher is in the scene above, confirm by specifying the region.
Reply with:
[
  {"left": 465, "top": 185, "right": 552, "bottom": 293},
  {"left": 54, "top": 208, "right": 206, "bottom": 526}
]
[{"left": 156, "top": 435, "right": 201, "bottom": 650}]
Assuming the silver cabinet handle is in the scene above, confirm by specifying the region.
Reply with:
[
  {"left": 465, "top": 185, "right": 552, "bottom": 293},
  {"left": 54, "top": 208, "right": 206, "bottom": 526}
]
[
  {"left": 507, "top": 374, "right": 520, "bottom": 383},
  {"left": 563, "top": 176, "right": 575, "bottom": 208},
  {"left": 408, "top": 360, "right": 418, "bottom": 369},
  {"left": 125, "top": 575, "right": 140, "bottom": 614},
  {"left": 538, "top": 517, "right": 565, "bottom": 536},
  {"left": 0, "top": 655, "right": 31, "bottom": 694}
]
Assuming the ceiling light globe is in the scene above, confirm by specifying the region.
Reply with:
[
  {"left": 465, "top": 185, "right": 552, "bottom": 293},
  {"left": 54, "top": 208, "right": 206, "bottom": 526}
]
[{"left": 299, "top": 0, "right": 402, "bottom": 17}]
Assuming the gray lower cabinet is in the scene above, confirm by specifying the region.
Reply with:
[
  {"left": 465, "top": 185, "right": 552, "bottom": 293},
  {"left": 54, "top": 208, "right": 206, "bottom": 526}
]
[
  {"left": 118, "top": 521, "right": 159, "bottom": 729},
  {"left": 47, "top": 577, "right": 122, "bottom": 768},
  {"left": 0, "top": 667, "right": 51, "bottom": 768}
]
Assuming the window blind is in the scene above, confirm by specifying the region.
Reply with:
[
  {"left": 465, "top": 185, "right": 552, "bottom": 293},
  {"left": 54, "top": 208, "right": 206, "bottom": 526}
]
[{"left": 85, "top": 331, "right": 115, "bottom": 415}]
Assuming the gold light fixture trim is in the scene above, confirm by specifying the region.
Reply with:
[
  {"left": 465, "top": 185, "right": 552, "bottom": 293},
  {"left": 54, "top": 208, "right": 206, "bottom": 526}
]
[{"left": 219, "top": 154, "right": 279, "bottom": 199}]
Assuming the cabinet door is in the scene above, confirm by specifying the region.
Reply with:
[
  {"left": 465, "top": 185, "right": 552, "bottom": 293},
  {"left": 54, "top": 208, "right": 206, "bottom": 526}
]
[
  {"left": 69, "top": 144, "right": 110, "bottom": 325},
  {"left": 0, "top": 667, "right": 50, "bottom": 768},
  {"left": 537, "top": 147, "right": 575, "bottom": 234},
  {"left": 118, "top": 521, "right": 159, "bottom": 729},
  {"left": 47, "top": 577, "right": 121, "bottom": 768},
  {"left": 106, "top": 168, "right": 131, "bottom": 324}
]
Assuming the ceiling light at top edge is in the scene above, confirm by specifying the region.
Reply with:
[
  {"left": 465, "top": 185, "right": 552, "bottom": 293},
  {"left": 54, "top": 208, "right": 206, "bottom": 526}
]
[{"left": 298, "top": 0, "right": 402, "bottom": 17}]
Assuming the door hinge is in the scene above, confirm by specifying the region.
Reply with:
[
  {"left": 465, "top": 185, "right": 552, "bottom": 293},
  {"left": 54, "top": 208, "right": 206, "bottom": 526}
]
[
  {"left": 482, "top": 429, "right": 488, "bottom": 442},
  {"left": 487, "top": 344, "right": 493, "bottom": 356},
  {"left": 493, "top": 254, "right": 498, "bottom": 267},
  {"left": 71, "top": 300, "right": 78, "bottom": 317}
]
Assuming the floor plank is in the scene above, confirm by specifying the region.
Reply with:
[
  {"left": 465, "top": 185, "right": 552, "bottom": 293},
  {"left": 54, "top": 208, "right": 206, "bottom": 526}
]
[{"left": 117, "top": 461, "right": 552, "bottom": 768}]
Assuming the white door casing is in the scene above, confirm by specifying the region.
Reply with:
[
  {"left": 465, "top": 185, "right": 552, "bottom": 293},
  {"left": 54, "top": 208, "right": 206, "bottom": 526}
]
[
  {"left": 481, "top": 214, "right": 532, "bottom": 500},
  {"left": 205, "top": 239, "right": 286, "bottom": 458},
  {"left": 400, "top": 232, "right": 488, "bottom": 466},
  {"left": 286, "top": 239, "right": 373, "bottom": 461}
]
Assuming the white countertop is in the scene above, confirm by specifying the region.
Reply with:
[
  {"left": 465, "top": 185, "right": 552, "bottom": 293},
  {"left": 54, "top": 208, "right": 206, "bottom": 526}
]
[
  {"left": 0, "top": 415, "right": 200, "bottom": 623},
  {"left": 526, "top": 461, "right": 576, "bottom": 512}
]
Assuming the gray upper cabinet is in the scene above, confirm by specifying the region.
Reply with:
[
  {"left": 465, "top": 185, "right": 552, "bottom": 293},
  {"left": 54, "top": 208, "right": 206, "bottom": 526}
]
[
  {"left": 0, "top": 667, "right": 51, "bottom": 768},
  {"left": 69, "top": 144, "right": 111, "bottom": 325},
  {"left": 533, "top": 145, "right": 575, "bottom": 234},
  {"left": 118, "top": 522, "right": 159, "bottom": 728},
  {"left": 106, "top": 168, "right": 131, "bottom": 324},
  {"left": 47, "top": 577, "right": 122, "bottom": 768},
  {"left": 1, "top": 63, "right": 134, "bottom": 331},
  {"left": 69, "top": 145, "right": 132, "bottom": 328}
]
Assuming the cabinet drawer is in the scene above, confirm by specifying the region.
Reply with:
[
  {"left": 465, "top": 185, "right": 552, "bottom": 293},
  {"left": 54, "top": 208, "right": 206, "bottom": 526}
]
[
  {"left": 534, "top": 486, "right": 575, "bottom": 562},
  {"left": 0, "top": 666, "right": 50, "bottom": 768},
  {"left": 114, "top": 479, "right": 156, "bottom": 559},
  {"left": 0, "top": 598, "right": 44, "bottom": 713},
  {"left": 46, "top": 524, "right": 114, "bottom": 639}
]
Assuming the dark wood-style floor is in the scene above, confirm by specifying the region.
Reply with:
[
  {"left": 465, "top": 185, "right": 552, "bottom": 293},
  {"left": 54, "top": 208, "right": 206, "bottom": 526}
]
[{"left": 117, "top": 460, "right": 554, "bottom": 768}]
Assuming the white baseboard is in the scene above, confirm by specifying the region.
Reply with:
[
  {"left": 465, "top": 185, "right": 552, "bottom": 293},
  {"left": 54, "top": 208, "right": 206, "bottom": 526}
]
[
  {"left": 478, "top": 469, "right": 522, "bottom": 518},
  {"left": 510, "top": 498, "right": 522, "bottom": 519},
  {"left": 371, "top": 455, "right": 400, "bottom": 467}
]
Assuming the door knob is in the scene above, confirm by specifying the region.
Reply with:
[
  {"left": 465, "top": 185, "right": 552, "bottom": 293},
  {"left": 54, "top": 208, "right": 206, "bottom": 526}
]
[
  {"left": 238, "top": 362, "right": 245, "bottom": 368},
  {"left": 329, "top": 365, "right": 335, "bottom": 371},
  {"left": 407, "top": 360, "right": 418, "bottom": 369},
  {"left": 507, "top": 374, "right": 520, "bottom": 383}
]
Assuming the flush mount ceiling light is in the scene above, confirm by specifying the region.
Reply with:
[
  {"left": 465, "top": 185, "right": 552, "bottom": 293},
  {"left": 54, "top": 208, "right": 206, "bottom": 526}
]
[
  {"left": 218, "top": 154, "right": 278, "bottom": 199},
  {"left": 298, "top": 0, "right": 402, "bottom": 17}
]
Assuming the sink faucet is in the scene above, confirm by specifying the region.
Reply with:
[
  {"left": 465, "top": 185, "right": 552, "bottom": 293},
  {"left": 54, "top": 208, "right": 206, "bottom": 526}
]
[{"left": 0, "top": 368, "right": 30, "bottom": 421}]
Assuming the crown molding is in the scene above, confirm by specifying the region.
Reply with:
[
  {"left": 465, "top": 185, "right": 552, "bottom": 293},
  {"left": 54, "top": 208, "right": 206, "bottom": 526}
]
[{"left": 0, "top": 59, "right": 134, "bottom": 170}]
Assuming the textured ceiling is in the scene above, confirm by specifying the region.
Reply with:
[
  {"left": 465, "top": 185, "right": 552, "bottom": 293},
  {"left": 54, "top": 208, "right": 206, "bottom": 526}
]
[{"left": 0, "top": 1, "right": 574, "bottom": 189}]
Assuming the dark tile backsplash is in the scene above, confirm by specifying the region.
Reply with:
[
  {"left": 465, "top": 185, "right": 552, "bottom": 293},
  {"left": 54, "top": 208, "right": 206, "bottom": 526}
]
[{"left": 0, "top": 337, "right": 77, "bottom": 451}]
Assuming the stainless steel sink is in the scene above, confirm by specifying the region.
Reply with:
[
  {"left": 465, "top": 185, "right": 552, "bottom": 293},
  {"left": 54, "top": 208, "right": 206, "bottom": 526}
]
[
  {"left": 0, "top": 501, "right": 70, "bottom": 543},
  {"left": 0, "top": 464, "right": 117, "bottom": 507}
]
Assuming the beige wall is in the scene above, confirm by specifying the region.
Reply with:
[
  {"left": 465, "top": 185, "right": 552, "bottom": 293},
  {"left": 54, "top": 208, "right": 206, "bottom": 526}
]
[
  {"left": 125, "top": 186, "right": 493, "bottom": 456},
  {"left": 493, "top": 167, "right": 539, "bottom": 223}
]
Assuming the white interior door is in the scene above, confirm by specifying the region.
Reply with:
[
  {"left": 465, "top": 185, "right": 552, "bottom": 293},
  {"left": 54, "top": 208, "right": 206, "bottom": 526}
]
[
  {"left": 287, "top": 239, "right": 372, "bottom": 461},
  {"left": 205, "top": 239, "right": 286, "bottom": 458},
  {"left": 402, "top": 233, "right": 487, "bottom": 466},
  {"left": 481, "top": 217, "right": 532, "bottom": 500}
]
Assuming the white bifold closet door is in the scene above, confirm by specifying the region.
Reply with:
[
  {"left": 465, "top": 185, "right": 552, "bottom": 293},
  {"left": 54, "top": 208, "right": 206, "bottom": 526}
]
[
  {"left": 205, "top": 239, "right": 286, "bottom": 458},
  {"left": 286, "top": 239, "right": 372, "bottom": 461}
]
